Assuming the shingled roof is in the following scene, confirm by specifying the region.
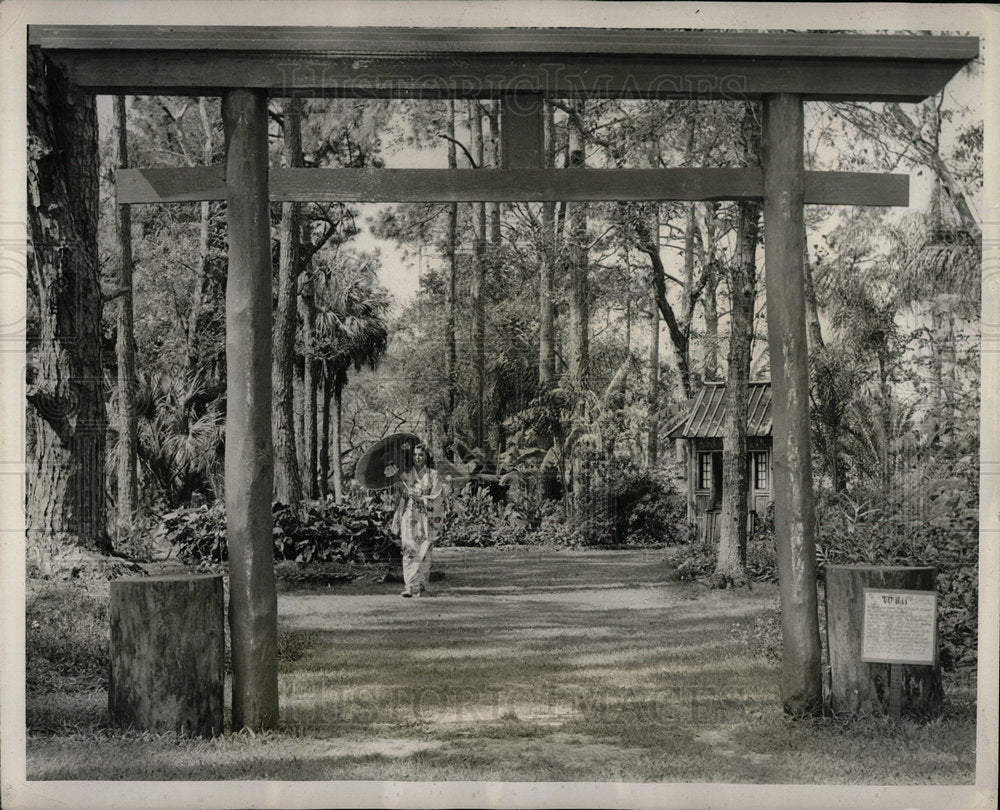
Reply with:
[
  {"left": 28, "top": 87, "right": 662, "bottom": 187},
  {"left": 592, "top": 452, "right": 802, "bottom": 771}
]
[{"left": 667, "top": 382, "right": 772, "bottom": 439}]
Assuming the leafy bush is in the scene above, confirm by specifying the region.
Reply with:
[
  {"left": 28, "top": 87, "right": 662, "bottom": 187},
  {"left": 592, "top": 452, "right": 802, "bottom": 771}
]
[
  {"left": 816, "top": 480, "right": 978, "bottom": 669},
  {"left": 26, "top": 580, "right": 110, "bottom": 692},
  {"left": 581, "top": 460, "right": 690, "bottom": 546},
  {"left": 666, "top": 504, "right": 775, "bottom": 584},
  {"left": 439, "top": 485, "right": 584, "bottom": 548},
  {"left": 159, "top": 494, "right": 400, "bottom": 566},
  {"left": 673, "top": 541, "right": 717, "bottom": 581},
  {"left": 746, "top": 503, "right": 779, "bottom": 582}
]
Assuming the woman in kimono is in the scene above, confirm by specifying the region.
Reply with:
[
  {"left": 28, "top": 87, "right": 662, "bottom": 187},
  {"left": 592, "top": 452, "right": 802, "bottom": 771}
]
[{"left": 387, "top": 443, "right": 444, "bottom": 597}]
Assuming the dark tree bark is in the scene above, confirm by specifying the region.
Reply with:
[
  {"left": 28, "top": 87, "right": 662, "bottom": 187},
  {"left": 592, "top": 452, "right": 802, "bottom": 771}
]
[
  {"left": 538, "top": 101, "right": 557, "bottom": 386},
  {"left": 469, "top": 100, "right": 487, "bottom": 448},
  {"left": 319, "top": 365, "right": 331, "bottom": 499},
  {"left": 299, "top": 277, "right": 319, "bottom": 499},
  {"left": 567, "top": 105, "right": 589, "bottom": 384},
  {"left": 445, "top": 101, "right": 459, "bottom": 454},
  {"left": 185, "top": 99, "right": 215, "bottom": 374},
  {"left": 26, "top": 47, "right": 109, "bottom": 555},
  {"left": 646, "top": 295, "right": 660, "bottom": 466},
  {"left": 273, "top": 97, "right": 305, "bottom": 506},
  {"left": 331, "top": 377, "right": 346, "bottom": 502},
  {"left": 697, "top": 204, "right": 721, "bottom": 381},
  {"left": 113, "top": 95, "right": 138, "bottom": 539},
  {"left": 486, "top": 100, "right": 502, "bottom": 243},
  {"left": 636, "top": 212, "right": 694, "bottom": 400},
  {"left": 716, "top": 105, "right": 762, "bottom": 587}
]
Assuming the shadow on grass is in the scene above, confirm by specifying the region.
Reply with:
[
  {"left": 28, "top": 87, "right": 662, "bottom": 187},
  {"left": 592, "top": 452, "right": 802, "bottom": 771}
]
[{"left": 26, "top": 548, "right": 977, "bottom": 784}]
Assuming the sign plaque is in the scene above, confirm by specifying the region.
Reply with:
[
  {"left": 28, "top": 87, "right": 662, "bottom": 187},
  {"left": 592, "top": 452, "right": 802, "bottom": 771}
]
[{"left": 861, "top": 588, "right": 937, "bottom": 665}]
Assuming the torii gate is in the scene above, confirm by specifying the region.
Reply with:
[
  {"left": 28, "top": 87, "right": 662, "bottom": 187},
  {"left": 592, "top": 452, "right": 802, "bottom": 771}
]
[{"left": 30, "top": 26, "right": 977, "bottom": 729}]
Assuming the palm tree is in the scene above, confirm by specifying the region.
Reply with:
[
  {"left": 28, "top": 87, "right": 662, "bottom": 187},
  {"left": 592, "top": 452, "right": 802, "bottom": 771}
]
[{"left": 310, "top": 253, "right": 391, "bottom": 500}]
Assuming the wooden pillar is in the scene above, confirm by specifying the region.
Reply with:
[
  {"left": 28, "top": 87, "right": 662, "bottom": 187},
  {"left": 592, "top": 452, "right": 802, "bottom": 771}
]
[
  {"left": 222, "top": 88, "right": 278, "bottom": 731},
  {"left": 761, "top": 93, "right": 822, "bottom": 715},
  {"left": 500, "top": 93, "right": 544, "bottom": 169}
]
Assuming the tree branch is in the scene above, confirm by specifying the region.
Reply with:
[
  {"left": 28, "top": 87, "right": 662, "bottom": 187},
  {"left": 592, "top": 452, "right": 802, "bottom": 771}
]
[{"left": 438, "top": 133, "right": 477, "bottom": 168}]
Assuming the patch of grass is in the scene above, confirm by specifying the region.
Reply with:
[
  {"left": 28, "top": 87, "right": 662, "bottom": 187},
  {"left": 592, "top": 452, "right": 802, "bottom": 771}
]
[
  {"left": 26, "top": 579, "right": 110, "bottom": 693},
  {"left": 25, "top": 549, "right": 977, "bottom": 784}
]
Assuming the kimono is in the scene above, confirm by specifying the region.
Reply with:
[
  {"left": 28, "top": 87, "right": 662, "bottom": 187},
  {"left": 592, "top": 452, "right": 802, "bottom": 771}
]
[{"left": 392, "top": 465, "right": 444, "bottom": 594}]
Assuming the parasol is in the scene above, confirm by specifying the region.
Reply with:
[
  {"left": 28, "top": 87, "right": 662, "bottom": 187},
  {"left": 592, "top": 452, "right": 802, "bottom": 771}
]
[{"left": 354, "top": 432, "right": 421, "bottom": 491}]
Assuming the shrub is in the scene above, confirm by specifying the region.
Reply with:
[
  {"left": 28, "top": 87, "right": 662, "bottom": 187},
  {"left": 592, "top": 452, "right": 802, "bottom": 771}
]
[
  {"left": 673, "top": 541, "right": 717, "bottom": 581},
  {"left": 158, "top": 493, "right": 400, "bottom": 566},
  {"left": 438, "top": 485, "right": 586, "bottom": 548},
  {"left": 439, "top": 485, "right": 503, "bottom": 547},
  {"left": 665, "top": 504, "right": 774, "bottom": 584},
  {"left": 746, "top": 502, "right": 779, "bottom": 582},
  {"left": 815, "top": 485, "right": 978, "bottom": 670},
  {"left": 583, "top": 461, "right": 689, "bottom": 546}
]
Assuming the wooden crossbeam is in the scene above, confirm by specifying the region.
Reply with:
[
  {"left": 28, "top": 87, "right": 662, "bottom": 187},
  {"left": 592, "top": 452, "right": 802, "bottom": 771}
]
[
  {"left": 30, "top": 27, "right": 976, "bottom": 101},
  {"left": 116, "top": 167, "right": 908, "bottom": 206},
  {"left": 28, "top": 27, "right": 981, "bottom": 60},
  {"left": 42, "top": 52, "right": 967, "bottom": 102}
]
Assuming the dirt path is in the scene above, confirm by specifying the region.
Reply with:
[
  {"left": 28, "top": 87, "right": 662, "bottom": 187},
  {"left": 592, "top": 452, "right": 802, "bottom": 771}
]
[{"left": 273, "top": 547, "right": 789, "bottom": 780}]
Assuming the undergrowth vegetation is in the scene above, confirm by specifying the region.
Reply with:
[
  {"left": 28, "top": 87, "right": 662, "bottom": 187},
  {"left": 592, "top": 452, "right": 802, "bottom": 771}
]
[
  {"left": 159, "top": 494, "right": 400, "bottom": 567},
  {"left": 438, "top": 463, "right": 690, "bottom": 549}
]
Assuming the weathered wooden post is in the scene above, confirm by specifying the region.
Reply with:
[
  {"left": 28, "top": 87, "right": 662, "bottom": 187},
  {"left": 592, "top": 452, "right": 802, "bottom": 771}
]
[
  {"left": 761, "top": 92, "right": 823, "bottom": 715},
  {"left": 109, "top": 574, "right": 224, "bottom": 736},
  {"left": 223, "top": 87, "right": 279, "bottom": 731},
  {"left": 826, "top": 565, "right": 943, "bottom": 718}
]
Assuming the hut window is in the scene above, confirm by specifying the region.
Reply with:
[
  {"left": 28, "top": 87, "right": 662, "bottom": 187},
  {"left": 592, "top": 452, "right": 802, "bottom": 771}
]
[
  {"left": 754, "top": 452, "right": 769, "bottom": 490},
  {"left": 697, "top": 453, "right": 713, "bottom": 490}
]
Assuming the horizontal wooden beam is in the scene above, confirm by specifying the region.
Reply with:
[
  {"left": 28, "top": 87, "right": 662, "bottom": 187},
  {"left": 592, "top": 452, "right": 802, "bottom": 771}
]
[
  {"left": 44, "top": 51, "right": 966, "bottom": 101},
  {"left": 29, "top": 26, "right": 977, "bottom": 101},
  {"left": 28, "top": 27, "right": 980, "bottom": 62},
  {"left": 116, "top": 167, "right": 909, "bottom": 206}
]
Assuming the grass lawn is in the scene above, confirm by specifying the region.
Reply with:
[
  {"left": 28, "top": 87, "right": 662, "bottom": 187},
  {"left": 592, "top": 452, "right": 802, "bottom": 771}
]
[{"left": 25, "top": 547, "right": 977, "bottom": 783}]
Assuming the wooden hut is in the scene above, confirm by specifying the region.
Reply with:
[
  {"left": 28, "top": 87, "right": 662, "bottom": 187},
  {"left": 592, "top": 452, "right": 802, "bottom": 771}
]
[{"left": 668, "top": 382, "right": 773, "bottom": 543}]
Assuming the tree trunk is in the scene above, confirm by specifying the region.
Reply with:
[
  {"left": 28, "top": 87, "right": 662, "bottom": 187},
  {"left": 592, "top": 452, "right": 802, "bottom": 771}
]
[
  {"left": 567, "top": 105, "right": 589, "bottom": 384},
  {"left": 802, "top": 245, "right": 825, "bottom": 352},
  {"left": 319, "top": 364, "right": 332, "bottom": 499},
  {"left": 716, "top": 104, "right": 761, "bottom": 586},
  {"left": 639, "top": 211, "right": 693, "bottom": 399},
  {"left": 332, "top": 378, "right": 345, "bottom": 503},
  {"left": 538, "top": 101, "right": 557, "bottom": 386},
  {"left": 762, "top": 92, "right": 822, "bottom": 716},
  {"left": 222, "top": 88, "right": 279, "bottom": 731},
  {"left": 698, "top": 205, "right": 720, "bottom": 382},
  {"left": 26, "top": 47, "right": 109, "bottom": 557},
  {"left": 646, "top": 296, "right": 660, "bottom": 466},
  {"left": 469, "top": 100, "right": 487, "bottom": 448},
  {"left": 273, "top": 97, "right": 305, "bottom": 506},
  {"left": 883, "top": 102, "right": 980, "bottom": 239},
  {"left": 186, "top": 99, "right": 215, "bottom": 373},
  {"left": 486, "top": 101, "right": 502, "bottom": 244},
  {"left": 109, "top": 574, "right": 224, "bottom": 737},
  {"left": 825, "top": 565, "right": 943, "bottom": 718},
  {"left": 299, "top": 278, "right": 319, "bottom": 499},
  {"left": 113, "top": 95, "right": 138, "bottom": 539},
  {"left": 445, "top": 101, "right": 459, "bottom": 454}
]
